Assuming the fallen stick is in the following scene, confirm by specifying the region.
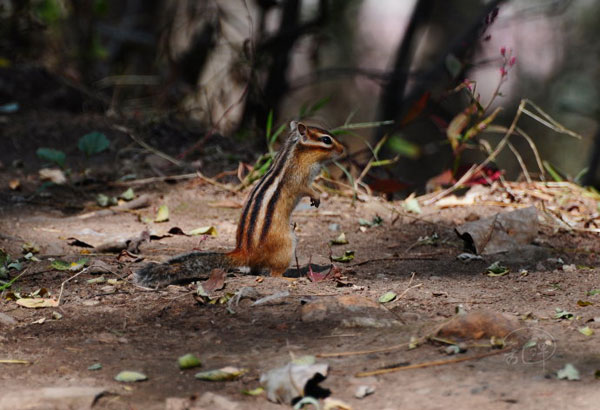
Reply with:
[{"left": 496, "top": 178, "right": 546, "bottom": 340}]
[
  {"left": 350, "top": 253, "right": 443, "bottom": 267},
  {"left": 78, "top": 194, "right": 151, "bottom": 219},
  {"left": 355, "top": 348, "right": 509, "bottom": 377}
]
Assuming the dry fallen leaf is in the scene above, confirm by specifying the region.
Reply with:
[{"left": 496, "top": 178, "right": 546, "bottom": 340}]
[
  {"left": 9, "top": 179, "right": 20, "bottom": 190},
  {"left": 203, "top": 269, "right": 226, "bottom": 292},
  {"left": 39, "top": 168, "right": 67, "bottom": 185},
  {"left": 16, "top": 298, "right": 59, "bottom": 309}
]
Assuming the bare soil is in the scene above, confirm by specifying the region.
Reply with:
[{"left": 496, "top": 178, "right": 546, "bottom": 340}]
[{"left": 1, "top": 110, "right": 600, "bottom": 410}]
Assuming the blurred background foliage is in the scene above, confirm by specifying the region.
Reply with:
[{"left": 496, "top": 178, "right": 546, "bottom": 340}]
[{"left": 1, "top": 0, "right": 599, "bottom": 191}]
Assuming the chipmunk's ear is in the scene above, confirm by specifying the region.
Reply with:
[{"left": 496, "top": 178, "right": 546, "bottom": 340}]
[{"left": 290, "top": 121, "right": 307, "bottom": 136}]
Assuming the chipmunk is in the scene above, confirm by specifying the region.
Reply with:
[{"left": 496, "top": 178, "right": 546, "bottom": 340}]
[{"left": 135, "top": 121, "right": 344, "bottom": 287}]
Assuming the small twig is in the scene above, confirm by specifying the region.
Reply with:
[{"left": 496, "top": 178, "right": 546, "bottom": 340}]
[
  {"left": 317, "top": 341, "right": 415, "bottom": 358},
  {"left": 196, "top": 171, "right": 238, "bottom": 193},
  {"left": 507, "top": 141, "right": 532, "bottom": 183},
  {"left": 355, "top": 348, "right": 509, "bottom": 377},
  {"left": 112, "top": 173, "right": 198, "bottom": 186},
  {"left": 114, "top": 125, "right": 185, "bottom": 168},
  {"left": 58, "top": 267, "right": 90, "bottom": 306},
  {"left": 395, "top": 272, "right": 421, "bottom": 301},
  {"left": 77, "top": 194, "right": 151, "bottom": 219},
  {"left": 515, "top": 127, "right": 545, "bottom": 180},
  {"left": 350, "top": 253, "right": 443, "bottom": 267},
  {"left": 0, "top": 359, "right": 31, "bottom": 365}
]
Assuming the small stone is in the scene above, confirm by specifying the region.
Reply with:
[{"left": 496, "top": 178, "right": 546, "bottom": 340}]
[
  {"left": 354, "top": 385, "right": 375, "bottom": 399},
  {"left": 0, "top": 312, "right": 17, "bottom": 326}
]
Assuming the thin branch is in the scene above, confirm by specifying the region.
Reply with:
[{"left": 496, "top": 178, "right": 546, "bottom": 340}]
[{"left": 355, "top": 348, "right": 509, "bottom": 377}]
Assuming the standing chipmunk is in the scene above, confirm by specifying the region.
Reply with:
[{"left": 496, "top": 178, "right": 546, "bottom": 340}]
[{"left": 135, "top": 121, "right": 344, "bottom": 287}]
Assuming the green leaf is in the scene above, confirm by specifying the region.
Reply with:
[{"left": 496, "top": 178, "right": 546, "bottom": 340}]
[
  {"left": 587, "top": 289, "right": 600, "bottom": 296},
  {"left": 332, "top": 250, "right": 355, "bottom": 263},
  {"left": 577, "top": 300, "right": 593, "bottom": 307},
  {"left": 578, "top": 326, "right": 594, "bottom": 336},
  {"left": 445, "top": 54, "right": 462, "bottom": 79},
  {"left": 557, "top": 363, "right": 580, "bottom": 381},
  {"left": 269, "top": 123, "right": 287, "bottom": 147},
  {"left": 486, "top": 261, "right": 509, "bottom": 276},
  {"left": 543, "top": 160, "right": 564, "bottom": 182},
  {"left": 87, "top": 276, "right": 106, "bottom": 284},
  {"left": 299, "top": 97, "right": 330, "bottom": 119},
  {"left": 88, "top": 363, "right": 102, "bottom": 371},
  {"left": 178, "top": 353, "right": 202, "bottom": 370},
  {"left": 119, "top": 188, "right": 135, "bottom": 201},
  {"left": 195, "top": 366, "right": 246, "bottom": 381},
  {"left": 34, "top": 0, "right": 63, "bottom": 24},
  {"left": 22, "top": 242, "right": 40, "bottom": 254},
  {"left": 51, "top": 259, "right": 87, "bottom": 272},
  {"left": 96, "top": 194, "right": 109, "bottom": 207},
  {"left": 78, "top": 132, "right": 110, "bottom": 156},
  {"left": 241, "top": 387, "right": 264, "bottom": 396},
  {"left": 387, "top": 135, "right": 420, "bottom": 159},
  {"left": 114, "top": 370, "right": 147, "bottom": 382},
  {"left": 36, "top": 148, "right": 66, "bottom": 168},
  {"left": 378, "top": 291, "right": 397, "bottom": 304},
  {"left": 333, "top": 120, "right": 394, "bottom": 132},
  {"left": 0, "top": 248, "right": 9, "bottom": 266},
  {"left": 358, "top": 216, "right": 383, "bottom": 227},
  {"left": 265, "top": 110, "right": 274, "bottom": 140},
  {"left": 554, "top": 308, "right": 573, "bottom": 320},
  {"left": 155, "top": 205, "right": 169, "bottom": 222}
]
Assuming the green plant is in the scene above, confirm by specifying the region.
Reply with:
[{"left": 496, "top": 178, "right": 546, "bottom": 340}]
[
  {"left": 78, "top": 131, "right": 110, "bottom": 156},
  {"left": 36, "top": 148, "right": 66, "bottom": 168}
]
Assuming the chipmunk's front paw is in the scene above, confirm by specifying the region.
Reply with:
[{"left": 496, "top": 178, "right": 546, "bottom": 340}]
[{"left": 310, "top": 197, "right": 320, "bottom": 208}]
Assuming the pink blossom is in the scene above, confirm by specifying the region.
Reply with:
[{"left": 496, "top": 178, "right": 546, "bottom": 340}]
[
  {"left": 500, "top": 47, "right": 506, "bottom": 56},
  {"left": 509, "top": 56, "right": 517, "bottom": 66},
  {"left": 500, "top": 67, "right": 507, "bottom": 77}
]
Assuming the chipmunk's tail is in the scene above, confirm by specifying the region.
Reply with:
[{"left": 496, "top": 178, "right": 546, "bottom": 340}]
[{"left": 134, "top": 251, "right": 233, "bottom": 288}]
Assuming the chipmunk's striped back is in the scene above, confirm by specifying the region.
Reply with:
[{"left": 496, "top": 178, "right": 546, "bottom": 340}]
[{"left": 227, "top": 121, "right": 343, "bottom": 274}]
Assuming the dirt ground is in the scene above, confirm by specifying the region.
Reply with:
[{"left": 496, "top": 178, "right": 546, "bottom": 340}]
[{"left": 1, "top": 110, "right": 600, "bottom": 410}]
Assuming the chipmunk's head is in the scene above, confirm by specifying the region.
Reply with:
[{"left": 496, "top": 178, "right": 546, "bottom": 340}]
[{"left": 290, "top": 121, "right": 344, "bottom": 161}]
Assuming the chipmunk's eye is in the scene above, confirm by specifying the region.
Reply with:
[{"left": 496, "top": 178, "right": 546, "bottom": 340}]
[{"left": 320, "top": 136, "right": 332, "bottom": 145}]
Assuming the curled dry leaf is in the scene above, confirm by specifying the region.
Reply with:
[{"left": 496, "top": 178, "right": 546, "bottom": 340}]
[{"left": 260, "top": 356, "right": 330, "bottom": 404}]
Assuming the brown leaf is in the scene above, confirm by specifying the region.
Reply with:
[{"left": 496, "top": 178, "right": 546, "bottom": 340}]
[
  {"left": 203, "top": 268, "right": 226, "bottom": 292},
  {"left": 9, "top": 179, "right": 20, "bottom": 190}
]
